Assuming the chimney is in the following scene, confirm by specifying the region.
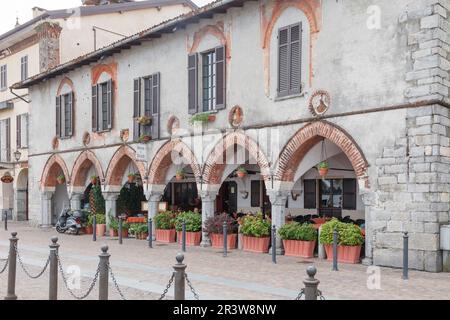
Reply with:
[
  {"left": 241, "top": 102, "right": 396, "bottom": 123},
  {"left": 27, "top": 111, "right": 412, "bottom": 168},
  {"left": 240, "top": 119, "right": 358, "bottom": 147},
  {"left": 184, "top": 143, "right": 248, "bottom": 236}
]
[{"left": 36, "top": 22, "right": 62, "bottom": 72}]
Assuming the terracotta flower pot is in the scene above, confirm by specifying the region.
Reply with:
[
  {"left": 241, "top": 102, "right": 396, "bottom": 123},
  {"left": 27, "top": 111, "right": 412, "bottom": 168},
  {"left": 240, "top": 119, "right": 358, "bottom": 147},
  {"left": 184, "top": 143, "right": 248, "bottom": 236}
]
[
  {"left": 128, "top": 176, "right": 135, "bottom": 183},
  {"left": 242, "top": 236, "right": 270, "bottom": 253},
  {"left": 283, "top": 240, "right": 316, "bottom": 258},
  {"left": 110, "top": 229, "right": 119, "bottom": 237},
  {"left": 156, "top": 229, "right": 176, "bottom": 243},
  {"left": 91, "top": 178, "right": 98, "bottom": 185},
  {"left": 85, "top": 226, "right": 93, "bottom": 235},
  {"left": 121, "top": 229, "right": 129, "bottom": 238},
  {"left": 57, "top": 177, "right": 65, "bottom": 185},
  {"left": 208, "top": 114, "right": 216, "bottom": 122},
  {"left": 176, "top": 174, "right": 185, "bottom": 181},
  {"left": 177, "top": 231, "right": 202, "bottom": 246},
  {"left": 211, "top": 233, "right": 237, "bottom": 249},
  {"left": 137, "top": 232, "right": 149, "bottom": 240},
  {"left": 319, "top": 168, "right": 329, "bottom": 177},
  {"left": 96, "top": 224, "right": 106, "bottom": 237},
  {"left": 324, "top": 244, "right": 362, "bottom": 264},
  {"left": 237, "top": 172, "right": 246, "bottom": 179}
]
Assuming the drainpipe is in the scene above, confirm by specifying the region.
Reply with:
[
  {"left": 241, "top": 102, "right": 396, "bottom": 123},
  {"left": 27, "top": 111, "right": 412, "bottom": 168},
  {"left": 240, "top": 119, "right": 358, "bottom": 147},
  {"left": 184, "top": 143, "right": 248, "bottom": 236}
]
[{"left": 9, "top": 88, "right": 30, "bottom": 104}]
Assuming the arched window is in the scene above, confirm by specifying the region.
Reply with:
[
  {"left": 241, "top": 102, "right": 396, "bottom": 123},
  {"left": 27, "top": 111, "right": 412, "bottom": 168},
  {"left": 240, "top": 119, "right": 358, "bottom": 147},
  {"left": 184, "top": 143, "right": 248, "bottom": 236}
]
[{"left": 56, "top": 78, "right": 74, "bottom": 139}]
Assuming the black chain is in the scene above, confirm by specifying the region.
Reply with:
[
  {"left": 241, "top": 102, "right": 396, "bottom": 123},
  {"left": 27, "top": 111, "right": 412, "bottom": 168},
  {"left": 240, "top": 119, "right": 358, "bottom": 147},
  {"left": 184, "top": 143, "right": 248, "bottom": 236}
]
[
  {"left": 295, "top": 289, "right": 305, "bottom": 300},
  {"left": 317, "top": 289, "right": 326, "bottom": 300},
  {"left": 158, "top": 273, "right": 175, "bottom": 300},
  {"left": 0, "top": 258, "right": 8, "bottom": 274},
  {"left": 185, "top": 273, "right": 200, "bottom": 300},
  {"left": 56, "top": 251, "right": 100, "bottom": 300},
  {"left": 108, "top": 265, "right": 127, "bottom": 300},
  {"left": 14, "top": 243, "right": 50, "bottom": 279}
]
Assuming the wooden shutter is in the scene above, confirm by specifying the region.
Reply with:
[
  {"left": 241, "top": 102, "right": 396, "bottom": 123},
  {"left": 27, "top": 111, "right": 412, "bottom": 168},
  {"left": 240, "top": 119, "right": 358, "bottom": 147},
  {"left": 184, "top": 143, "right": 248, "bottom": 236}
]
[
  {"left": 251, "top": 181, "right": 261, "bottom": 208},
  {"left": 56, "top": 96, "right": 61, "bottom": 137},
  {"left": 188, "top": 54, "right": 198, "bottom": 115},
  {"left": 16, "top": 115, "right": 21, "bottom": 148},
  {"left": 304, "top": 180, "right": 317, "bottom": 209},
  {"left": 5, "top": 118, "right": 10, "bottom": 162},
  {"left": 133, "top": 78, "right": 141, "bottom": 141},
  {"left": 215, "top": 46, "right": 226, "bottom": 109},
  {"left": 106, "top": 79, "right": 113, "bottom": 130},
  {"left": 278, "top": 27, "right": 289, "bottom": 97},
  {"left": 67, "top": 92, "right": 74, "bottom": 137},
  {"left": 343, "top": 179, "right": 357, "bottom": 210},
  {"left": 24, "top": 114, "right": 29, "bottom": 148},
  {"left": 151, "top": 73, "right": 160, "bottom": 140},
  {"left": 289, "top": 23, "right": 302, "bottom": 94},
  {"left": 92, "top": 85, "right": 98, "bottom": 132}
]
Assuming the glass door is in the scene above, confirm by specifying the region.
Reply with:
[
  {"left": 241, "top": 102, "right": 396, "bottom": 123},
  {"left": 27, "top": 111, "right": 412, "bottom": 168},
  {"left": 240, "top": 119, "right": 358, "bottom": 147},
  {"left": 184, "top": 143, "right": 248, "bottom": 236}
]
[{"left": 319, "top": 179, "right": 343, "bottom": 218}]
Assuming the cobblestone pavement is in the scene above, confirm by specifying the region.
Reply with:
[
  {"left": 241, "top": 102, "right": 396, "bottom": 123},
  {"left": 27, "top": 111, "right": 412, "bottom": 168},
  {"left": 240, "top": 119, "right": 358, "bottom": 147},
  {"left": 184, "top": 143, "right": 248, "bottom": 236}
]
[{"left": 1, "top": 222, "right": 450, "bottom": 300}]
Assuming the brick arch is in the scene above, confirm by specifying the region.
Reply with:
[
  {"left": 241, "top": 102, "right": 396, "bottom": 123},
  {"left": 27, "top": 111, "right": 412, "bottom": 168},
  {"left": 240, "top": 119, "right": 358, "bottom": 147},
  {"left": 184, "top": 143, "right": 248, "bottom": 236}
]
[
  {"left": 275, "top": 121, "right": 368, "bottom": 182},
  {"left": 56, "top": 77, "right": 74, "bottom": 96},
  {"left": 203, "top": 132, "right": 271, "bottom": 185},
  {"left": 105, "top": 146, "right": 146, "bottom": 186},
  {"left": 40, "top": 154, "right": 71, "bottom": 189},
  {"left": 71, "top": 151, "right": 105, "bottom": 188},
  {"left": 148, "top": 140, "right": 202, "bottom": 185}
]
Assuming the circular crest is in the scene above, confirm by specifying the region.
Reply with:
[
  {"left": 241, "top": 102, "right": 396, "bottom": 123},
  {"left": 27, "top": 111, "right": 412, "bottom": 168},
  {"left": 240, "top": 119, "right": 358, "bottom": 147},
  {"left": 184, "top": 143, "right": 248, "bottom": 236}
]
[
  {"left": 308, "top": 90, "right": 331, "bottom": 117},
  {"left": 229, "top": 106, "right": 244, "bottom": 128},
  {"left": 83, "top": 132, "right": 92, "bottom": 146},
  {"left": 52, "top": 137, "right": 59, "bottom": 150},
  {"left": 120, "top": 129, "right": 129, "bottom": 143},
  {"left": 167, "top": 116, "right": 180, "bottom": 135},
  {"left": 1, "top": 172, "right": 14, "bottom": 184}
]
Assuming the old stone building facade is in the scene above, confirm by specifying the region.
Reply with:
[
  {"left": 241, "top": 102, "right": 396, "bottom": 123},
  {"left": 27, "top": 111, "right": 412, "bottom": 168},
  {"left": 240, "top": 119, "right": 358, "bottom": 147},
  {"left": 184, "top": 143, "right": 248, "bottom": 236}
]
[{"left": 13, "top": 0, "right": 450, "bottom": 272}]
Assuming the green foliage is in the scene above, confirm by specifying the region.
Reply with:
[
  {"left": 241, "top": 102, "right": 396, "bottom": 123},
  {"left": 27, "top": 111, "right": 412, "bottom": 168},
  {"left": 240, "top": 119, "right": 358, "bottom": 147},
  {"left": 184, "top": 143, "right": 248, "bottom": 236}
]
[
  {"left": 204, "top": 213, "right": 239, "bottom": 235},
  {"left": 319, "top": 218, "right": 364, "bottom": 246},
  {"left": 154, "top": 212, "right": 175, "bottom": 230},
  {"left": 129, "top": 223, "right": 148, "bottom": 235},
  {"left": 278, "top": 223, "right": 317, "bottom": 241},
  {"left": 174, "top": 211, "right": 202, "bottom": 232},
  {"left": 189, "top": 112, "right": 211, "bottom": 125},
  {"left": 176, "top": 168, "right": 186, "bottom": 176},
  {"left": 57, "top": 174, "right": 65, "bottom": 181},
  {"left": 117, "top": 183, "right": 145, "bottom": 214},
  {"left": 317, "top": 161, "right": 329, "bottom": 169},
  {"left": 108, "top": 216, "right": 119, "bottom": 231},
  {"left": 240, "top": 213, "right": 271, "bottom": 238},
  {"left": 87, "top": 214, "right": 94, "bottom": 227},
  {"left": 95, "top": 214, "right": 106, "bottom": 225},
  {"left": 237, "top": 167, "right": 247, "bottom": 174}
]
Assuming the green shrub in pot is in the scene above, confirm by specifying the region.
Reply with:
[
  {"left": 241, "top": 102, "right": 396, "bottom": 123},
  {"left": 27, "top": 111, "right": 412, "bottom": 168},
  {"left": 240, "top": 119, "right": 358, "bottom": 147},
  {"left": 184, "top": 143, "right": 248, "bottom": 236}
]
[
  {"left": 240, "top": 213, "right": 271, "bottom": 238},
  {"left": 319, "top": 218, "right": 364, "bottom": 246},
  {"left": 174, "top": 211, "right": 202, "bottom": 232},
  {"left": 154, "top": 212, "right": 175, "bottom": 230},
  {"left": 278, "top": 223, "right": 317, "bottom": 242}
]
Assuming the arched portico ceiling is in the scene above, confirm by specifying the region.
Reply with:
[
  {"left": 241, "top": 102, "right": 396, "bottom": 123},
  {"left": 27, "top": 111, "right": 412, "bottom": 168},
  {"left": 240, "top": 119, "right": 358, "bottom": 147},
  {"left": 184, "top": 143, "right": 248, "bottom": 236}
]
[
  {"left": 40, "top": 154, "right": 71, "bottom": 189},
  {"left": 71, "top": 150, "right": 105, "bottom": 188},
  {"left": 148, "top": 140, "right": 202, "bottom": 185},
  {"left": 275, "top": 121, "right": 369, "bottom": 182},
  {"left": 105, "top": 146, "right": 146, "bottom": 186},
  {"left": 202, "top": 131, "right": 271, "bottom": 185}
]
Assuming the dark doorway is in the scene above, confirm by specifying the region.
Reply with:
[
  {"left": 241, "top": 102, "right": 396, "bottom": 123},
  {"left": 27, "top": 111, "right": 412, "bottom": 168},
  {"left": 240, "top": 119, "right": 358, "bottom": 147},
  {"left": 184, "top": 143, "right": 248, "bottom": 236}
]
[{"left": 217, "top": 181, "right": 238, "bottom": 215}]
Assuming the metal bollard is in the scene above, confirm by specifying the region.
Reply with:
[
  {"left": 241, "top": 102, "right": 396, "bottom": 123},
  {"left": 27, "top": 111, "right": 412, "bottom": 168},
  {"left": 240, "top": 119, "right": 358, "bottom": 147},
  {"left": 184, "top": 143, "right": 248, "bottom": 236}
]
[
  {"left": 303, "top": 266, "right": 320, "bottom": 301},
  {"left": 98, "top": 245, "right": 110, "bottom": 300},
  {"left": 118, "top": 218, "right": 123, "bottom": 245},
  {"left": 173, "top": 253, "right": 187, "bottom": 301},
  {"left": 332, "top": 229, "right": 339, "bottom": 271},
  {"left": 223, "top": 221, "right": 228, "bottom": 258},
  {"left": 49, "top": 237, "right": 59, "bottom": 300},
  {"left": 148, "top": 218, "right": 153, "bottom": 249},
  {"left": 272, "top": 225, "right": 277, "bottom": 264},
  {"left": 403, "top": 232, "right": 409, "bottom": 280},
  {"left": 182, "top": 221, "right": 186, "bottom": 253},
  {"left": 5, "top": 232, "right": 18, "bottom": 300},
  {"left": 4, "top": 211, "right": 7, "bottom": 231},
  {"left": 93, "top": 215, "right": 97, "bottom": 242}
]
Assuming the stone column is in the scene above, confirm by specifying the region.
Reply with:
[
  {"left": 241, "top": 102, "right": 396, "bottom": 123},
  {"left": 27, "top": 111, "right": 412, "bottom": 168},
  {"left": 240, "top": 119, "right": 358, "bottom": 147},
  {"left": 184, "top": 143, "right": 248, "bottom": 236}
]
[
  {"left": 200, "top": 191, "right": 217, "bottom": 247},
  {"left": 41, "top": 191, "right": 54, "bottom": 227},
  {"left": 268, "top": 191, "right": 289, "bottom": 255},
  {"left": 104, "top": 192, "right": 119, "bottom": 233},
  {"left": 148, "top": 192, "right": 163, "bottom": 240},
  {"left": 70, "top": 193, "right": 83, "bottom": 211}
]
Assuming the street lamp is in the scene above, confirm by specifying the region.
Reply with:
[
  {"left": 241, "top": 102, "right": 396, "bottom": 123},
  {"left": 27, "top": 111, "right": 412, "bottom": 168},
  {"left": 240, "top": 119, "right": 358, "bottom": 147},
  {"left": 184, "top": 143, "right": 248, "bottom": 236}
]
[{"left": 13, "top": 150, "right": 22, "bottom": 163}]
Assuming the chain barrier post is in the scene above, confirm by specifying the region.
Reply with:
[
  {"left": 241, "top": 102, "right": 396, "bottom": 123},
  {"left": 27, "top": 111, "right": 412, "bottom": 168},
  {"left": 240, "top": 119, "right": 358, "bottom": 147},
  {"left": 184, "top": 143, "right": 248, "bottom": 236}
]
[
  {"left": 182, "top": 221, "right": 186, "bottom": 253},
  {"left": 303, "top": 266, "right": 320, "bottom": 301},
  {"left": 5, "top": 232, "right": 18, "bottom": 300},
  {"left": 49, "top": 237, "right": 59, "bottom": 300},
  {"left": 272, "top": 225, "right": 277, "bottom": 264},
  {"left": 223, "top": 221, "right": 228, "bottom": 258},
  {"left": 403, "top": 232, "right": 409, "bottom": 280},
  {"left": 332, "top": 229, "right": 338, "bottom": 271},
  {"left": 93, "top": 215, "right": 97, "bottom": 242},
  {"left": 118, "top": 217, "right": 123, "bottom": 245},
  {"left": 173, "top": 253, "right": 187, "bottom": 301},
  {"left": 148, "top": 218, "right": 153, "bottom": 249},
  {"left": 98, "top": 245, "right": 110, "bottom": 300}
]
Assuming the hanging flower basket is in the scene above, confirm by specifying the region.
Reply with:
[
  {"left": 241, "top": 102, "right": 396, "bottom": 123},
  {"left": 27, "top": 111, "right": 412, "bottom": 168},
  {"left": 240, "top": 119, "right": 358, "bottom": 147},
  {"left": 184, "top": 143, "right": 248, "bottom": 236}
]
[
  {"left": 176, "top": 169, "right": 186, "bottom": 181},
  {"left": 139, "top": 135, "right": 152, "bottom": 143},
  {"left": 127, "top": 173, "right": 136, "bottom": 183},
  {"left": 136, "top": 116, "right": 152, "bottom": 126},
  {"left": 56, "top": 175, "right": 66, "bottom": 185},
  {"left": 236, "top": 167, "right": 247, "bottom": 179},
  {"left": 90, "top": 176, "right": 98, "bottom": 185},
  {"left": 317, "top": 162, "right": 329, "bottom": 177}
]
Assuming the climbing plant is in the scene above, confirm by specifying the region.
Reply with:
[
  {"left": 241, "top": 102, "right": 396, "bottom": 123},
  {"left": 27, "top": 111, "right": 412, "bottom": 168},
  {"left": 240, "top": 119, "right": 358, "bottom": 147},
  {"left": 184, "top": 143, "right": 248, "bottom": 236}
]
[{"left": 89, "top": 184, "right": 105, "bottom": 215}]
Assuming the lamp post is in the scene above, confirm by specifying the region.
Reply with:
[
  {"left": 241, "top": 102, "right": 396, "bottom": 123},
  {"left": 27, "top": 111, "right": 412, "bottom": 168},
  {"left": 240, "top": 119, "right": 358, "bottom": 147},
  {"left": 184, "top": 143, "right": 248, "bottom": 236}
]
[{"left": 13, "top": 150, "right": 22, "bottom": 163}]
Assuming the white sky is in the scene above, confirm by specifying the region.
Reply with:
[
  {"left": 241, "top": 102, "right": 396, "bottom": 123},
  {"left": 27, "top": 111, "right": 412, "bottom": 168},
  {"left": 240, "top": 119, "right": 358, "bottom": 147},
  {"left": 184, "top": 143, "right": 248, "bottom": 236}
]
[{"left": 0, "top": 0, "right": 213, "bottom": 34}]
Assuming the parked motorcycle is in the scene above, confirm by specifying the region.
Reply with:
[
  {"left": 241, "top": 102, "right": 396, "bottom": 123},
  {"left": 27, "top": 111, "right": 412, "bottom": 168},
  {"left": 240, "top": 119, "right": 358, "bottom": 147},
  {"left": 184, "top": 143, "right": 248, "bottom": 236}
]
[{"left": 56, "top": 208, "right": 85, "bottom": 235}]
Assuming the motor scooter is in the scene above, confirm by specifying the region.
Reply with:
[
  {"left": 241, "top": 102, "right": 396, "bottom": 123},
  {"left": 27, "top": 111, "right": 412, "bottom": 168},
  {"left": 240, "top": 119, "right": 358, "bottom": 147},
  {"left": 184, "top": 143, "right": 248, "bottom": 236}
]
[{"left": 56, "top": 208, "right": 84, "bottom": 235}]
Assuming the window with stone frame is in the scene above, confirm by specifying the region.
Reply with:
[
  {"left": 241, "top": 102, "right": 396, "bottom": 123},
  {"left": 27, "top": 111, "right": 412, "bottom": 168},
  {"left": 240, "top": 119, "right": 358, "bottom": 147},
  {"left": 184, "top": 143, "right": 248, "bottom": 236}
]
[
  {"left": 0, "top": 118, "right": 11, "bottom": 162},
  {"left": 16, "top": 113, "right": 29, "bottom": 149},
  {"left": 133, "top": 73, "right": 160, "bottom": 141},
  {"left": 0, "top": 65, "right": 7, "bottom": 90},
  {"left": 21, "top": 56, "right": 28, "bottom": 81},
  {"left": 92, "top": 79, "right": 113, "bottom": 132}
]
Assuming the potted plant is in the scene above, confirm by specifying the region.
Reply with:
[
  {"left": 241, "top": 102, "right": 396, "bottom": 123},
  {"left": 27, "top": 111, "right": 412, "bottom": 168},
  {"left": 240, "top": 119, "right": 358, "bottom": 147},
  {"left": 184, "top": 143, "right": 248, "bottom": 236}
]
[
  {"left": 56, "top": 174, "right": 66, "bottom": 185},
  {"left": 95, "top": 214, "right": 107, "bottom": 237},
  {"left": 136, "top": 223, "right": 149, "bottom": 240},
  {"left": 109, "top": 217, "right": 119, "bottom": 237},
  {"left": 204, "top": 213, "right": 239, "bottom": 249},
  {"left": 319, "top": 219, "right": 365, "bottom": 264},
  {"left": 175, "top": 169, "right": 186, "bottom": 181},
  {"left": 139, "top": 134, "right": 152, "bottom": 143},
  {"left": 317, "top": 161, "right": 329, "bottom": 177},
  {"left": 240, "top": 213, "right": 271, "bottom": 253},
  {"left": 154, "top": 212, "right": 176, "bottom": 243},
  {"left": 175, "top": 211, "right": 202, "bottom": 246},
  {"left": 127, "top": 173, "right": 136, "bottom": 184},
  {"left": 85, "top": 214, "right": 94, "bottom": 235},
  {"left": 189, "top": 112, "right": 215, "bottom": 125},
  {"left": 279, "top": 223, "right": 318, "bottom": 258},
  {"left": 236, "top": 167, "right": 247, "bottom": 179},
  {"left": 90, "top": 175, "right": 99, "bottom": 185},
  {"left": 136, "top": 115, "right": 152, "bottom": 126}
]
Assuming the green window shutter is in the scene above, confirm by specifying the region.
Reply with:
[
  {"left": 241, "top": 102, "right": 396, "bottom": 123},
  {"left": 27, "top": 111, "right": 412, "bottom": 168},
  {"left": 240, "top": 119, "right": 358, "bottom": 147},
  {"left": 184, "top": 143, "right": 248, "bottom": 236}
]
[
  {"left": 215, "top": 46, "right": 226, "bottom": 110},
  {"left": 133, "top": 78, "right": 141, "bottom": 141},
  {"left": 56, "top": 95, "right": 61, "bottom": 137},
  {"left": 92, "top": 85, "right": 98, "bottom": 132},
  {"left": 106, "top": 79, "right": 113, "bottom": 130},
  {"left": 188, "top": 53, "right": 198, "bottom": 115},
  {"left": 151, "top": 72, "right": 160, "bottom": 140}
]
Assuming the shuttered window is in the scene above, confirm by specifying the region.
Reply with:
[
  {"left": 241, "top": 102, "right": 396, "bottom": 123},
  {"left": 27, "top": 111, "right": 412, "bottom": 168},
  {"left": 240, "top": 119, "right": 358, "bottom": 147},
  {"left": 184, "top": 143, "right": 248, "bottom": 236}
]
[
  {"left": 0, "top": 65, "right": 7, "bottom": 90},
  {"left": 278, "top": 23, "right": 302, "bottom": 97},
  {"left": 133, "top": 73, "right": 160, "bottom": 141},
  {"left": 21, "top": 56, "right": 28, "bottom": 81},
  {"left": 343, "top": 179, "right": 357, "bottom": 210},
  {"left": 92, "top": 79, "right": 113, "bottom": 132},
  {"left": 304, "top": 179, "right": 316, "bottom": 209},
  {"left": 16, "top": 114, "right": 28, "bottom": 148},
  {"left": 56, "top": 93, "right": 74, "bottom": 139},
  {"left": 188, "top": 53, "right": 198, "bottom": 115},
  {"left": 0, "top": 118, "right": 11, "bottom": 162}
]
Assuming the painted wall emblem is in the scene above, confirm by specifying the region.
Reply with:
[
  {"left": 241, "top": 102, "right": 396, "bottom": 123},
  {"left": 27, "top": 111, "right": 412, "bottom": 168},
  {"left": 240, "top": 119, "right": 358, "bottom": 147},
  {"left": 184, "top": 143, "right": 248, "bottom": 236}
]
[
  {"left": 167, "top": 116, "right": 180, "bottom": 135},
  {"left": 229, "top": 106, "right": 244, "bottom": 128},
  {"left": 83, "top": 132, "right": 92, "bottom": 146},
  {"left": 52, "top": 137, "right": 59, "bottom": 150},
  {"left": 1, "top": 172, "right": 13, "bottom": 184},
  {"left": 308, "top": 90, "right": 331, "bottom": 117},
  {"left": 120, "top": 129, "right": 129, "bottom": 143}
]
